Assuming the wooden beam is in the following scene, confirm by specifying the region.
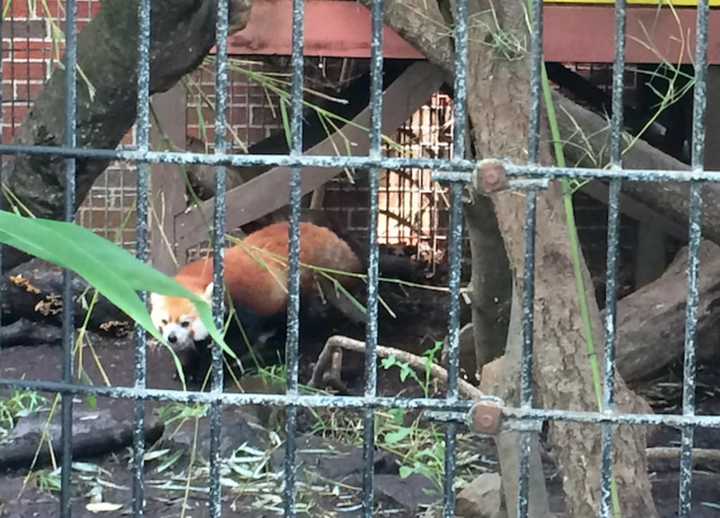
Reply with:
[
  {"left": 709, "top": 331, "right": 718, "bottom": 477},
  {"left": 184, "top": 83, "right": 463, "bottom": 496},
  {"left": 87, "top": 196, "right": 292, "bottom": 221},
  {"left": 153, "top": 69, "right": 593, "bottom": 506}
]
[
  {"left": 229, "top": 0, "right": 423, "bottom": 59},
  {"left": 544, "top": 5, "right": 714, "bottom": 64},
  {"left": 174, "top": 62, "right": 445, "bottom": 253},
  {"left": 150, "top": 86, "right": 187, "bottom": 275},
  {"left": 224, "top": 0, "right": 720, "bottom": 64},
  {"left": 547, "top": 0, "right": 720, "bottom": 5}
]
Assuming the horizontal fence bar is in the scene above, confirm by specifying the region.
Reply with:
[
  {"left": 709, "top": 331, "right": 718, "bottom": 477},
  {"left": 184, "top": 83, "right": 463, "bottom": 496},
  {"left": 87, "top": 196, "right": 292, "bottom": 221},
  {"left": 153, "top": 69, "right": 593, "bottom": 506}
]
[
  {"left": 4, "top": 377, "right": 720, "bottom": 429},
  {"left": 4, "top": 144, "right": 720, "bottom": 182}
]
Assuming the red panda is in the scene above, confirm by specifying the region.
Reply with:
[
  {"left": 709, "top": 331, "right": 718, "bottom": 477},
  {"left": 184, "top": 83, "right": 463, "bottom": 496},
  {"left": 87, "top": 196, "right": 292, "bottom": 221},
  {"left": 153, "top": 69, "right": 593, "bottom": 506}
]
[{"left": 150, "top": 222, "right": 364, "bottom": 365}]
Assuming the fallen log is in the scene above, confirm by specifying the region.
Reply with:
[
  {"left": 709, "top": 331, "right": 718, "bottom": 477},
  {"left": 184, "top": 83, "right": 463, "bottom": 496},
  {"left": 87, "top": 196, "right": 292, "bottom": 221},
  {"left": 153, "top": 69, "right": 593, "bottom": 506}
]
[
  {"left": 0, "top": 258, "right": 130, "bottom": 336},
  {"left": 0, "top": 319, "right": 63, "bottom": 348},
  {"left": 614, "top": 241, "right": 720, "bottom": 383},
  {"left": 0, "top": 406, "right": 163, "bottom": 471}
]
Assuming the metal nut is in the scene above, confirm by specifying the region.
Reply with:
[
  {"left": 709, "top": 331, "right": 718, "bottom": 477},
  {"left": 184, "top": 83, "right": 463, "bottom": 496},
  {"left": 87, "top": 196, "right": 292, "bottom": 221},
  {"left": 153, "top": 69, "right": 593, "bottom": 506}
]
[
  {"left": 474, "top": 159, "right": 509, "bottom": 194},
  {"left": 470, "top": 401, "right": 503, "bottom": 435}
]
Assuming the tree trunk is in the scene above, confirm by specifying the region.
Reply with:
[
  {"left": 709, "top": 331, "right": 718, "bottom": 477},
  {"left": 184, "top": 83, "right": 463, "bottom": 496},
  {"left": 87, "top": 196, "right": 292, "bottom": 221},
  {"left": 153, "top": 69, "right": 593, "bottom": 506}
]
[
  {"left": 466, "top": 4, "right": 657, "bottom": 515},
  {"left": 365, "top": 0, "right": 659, "bottom": 515},
  {"left": 1, "top": 258, "right": 130, "bottom": 334},
  {"left": 463, "top": 190, "right": 512, "bottom": 379},
  {"left": 1, "top": 0, "right": 252, "bottom": 273}
]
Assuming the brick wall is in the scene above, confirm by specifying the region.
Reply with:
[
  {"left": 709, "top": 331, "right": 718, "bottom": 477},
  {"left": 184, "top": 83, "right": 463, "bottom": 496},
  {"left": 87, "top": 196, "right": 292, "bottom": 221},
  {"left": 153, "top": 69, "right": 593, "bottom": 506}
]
[{"left": 2, "top": 0, "right": 139, "bottom": 248}]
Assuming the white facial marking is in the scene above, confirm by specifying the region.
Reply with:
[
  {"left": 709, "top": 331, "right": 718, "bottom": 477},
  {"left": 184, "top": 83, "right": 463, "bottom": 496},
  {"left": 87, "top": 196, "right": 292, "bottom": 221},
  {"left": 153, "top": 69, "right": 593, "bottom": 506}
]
[
  {"left": 150, "top": 295, "right": 168, "bottom": 334},
  {"left": 191, "top": 318, "right": 209, "bottom": 341}
]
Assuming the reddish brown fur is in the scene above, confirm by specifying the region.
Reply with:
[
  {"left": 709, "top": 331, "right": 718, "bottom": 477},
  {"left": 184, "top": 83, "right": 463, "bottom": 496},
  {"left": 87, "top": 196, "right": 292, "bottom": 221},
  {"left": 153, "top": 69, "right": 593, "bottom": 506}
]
[{"left": 168, "top": 222, "right": 362, "bottom": 317}]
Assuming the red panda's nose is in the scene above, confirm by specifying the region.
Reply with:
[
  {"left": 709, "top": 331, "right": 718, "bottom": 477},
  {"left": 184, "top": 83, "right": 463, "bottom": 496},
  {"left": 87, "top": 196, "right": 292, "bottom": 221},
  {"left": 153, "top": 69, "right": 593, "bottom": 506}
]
[{"left": 168, "top": 333, "right": 177, "bottom": 344}]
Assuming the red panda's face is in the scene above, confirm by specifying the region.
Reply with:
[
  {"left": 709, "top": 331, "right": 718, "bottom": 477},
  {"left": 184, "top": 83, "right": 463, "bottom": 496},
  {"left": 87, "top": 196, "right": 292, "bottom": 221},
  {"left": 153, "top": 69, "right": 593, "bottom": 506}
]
[{"left": 150, "top": 293, "right": 209, "bottom": 349}]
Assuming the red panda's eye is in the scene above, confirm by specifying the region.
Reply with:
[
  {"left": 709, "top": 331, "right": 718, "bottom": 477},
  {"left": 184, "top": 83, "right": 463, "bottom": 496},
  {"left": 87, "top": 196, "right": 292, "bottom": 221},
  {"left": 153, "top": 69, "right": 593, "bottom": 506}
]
[
  {"left": 180, "top": 321, "right": 190, "bottom": 328},
  {"left": 161, "top": 319, "right": 168, "bottom": 326}
]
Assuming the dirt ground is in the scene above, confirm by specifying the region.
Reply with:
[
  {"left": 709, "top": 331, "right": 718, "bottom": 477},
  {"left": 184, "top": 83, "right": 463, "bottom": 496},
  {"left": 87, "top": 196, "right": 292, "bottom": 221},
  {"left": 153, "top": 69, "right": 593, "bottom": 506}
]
[{"left": 1, "top": 287, "right": 720, "bottom": 517}]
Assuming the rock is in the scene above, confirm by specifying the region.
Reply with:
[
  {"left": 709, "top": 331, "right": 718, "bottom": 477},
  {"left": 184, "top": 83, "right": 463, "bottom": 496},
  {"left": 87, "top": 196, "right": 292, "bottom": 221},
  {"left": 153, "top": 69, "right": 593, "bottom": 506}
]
[
  {"left": 163, "top": 408, "right": 268, "bottom": 460},
  {"left": 0, "top": 405, "right": 163, "bottom": 471},
  {"left": 270, "top": 434, "right": 443, "bottom": 513},
  {"left": 270, "top": 433, "right": 399, "bottom": 483},
  {"left": 456, "top": 472, "right": 504, "bottom": 518},
  {"left": 375, "top": 473, "right": 441, "bottom": 513}
]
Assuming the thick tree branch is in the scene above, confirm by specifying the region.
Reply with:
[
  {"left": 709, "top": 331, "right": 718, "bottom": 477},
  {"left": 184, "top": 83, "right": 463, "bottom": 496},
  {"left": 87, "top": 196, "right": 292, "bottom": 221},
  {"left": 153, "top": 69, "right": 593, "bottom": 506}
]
[
  {"left": 556, "top": 94, "right": 720, "bottom": 245},
  {"left": 1, "top": 0, "right": 252, "bottom": 272}
]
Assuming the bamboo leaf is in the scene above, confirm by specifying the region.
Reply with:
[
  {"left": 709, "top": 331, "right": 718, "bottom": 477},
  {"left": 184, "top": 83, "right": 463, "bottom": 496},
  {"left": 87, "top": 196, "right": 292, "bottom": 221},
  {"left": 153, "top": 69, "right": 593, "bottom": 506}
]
[{"left": 0, "top": 211, "right": 232, "bottom": 357}]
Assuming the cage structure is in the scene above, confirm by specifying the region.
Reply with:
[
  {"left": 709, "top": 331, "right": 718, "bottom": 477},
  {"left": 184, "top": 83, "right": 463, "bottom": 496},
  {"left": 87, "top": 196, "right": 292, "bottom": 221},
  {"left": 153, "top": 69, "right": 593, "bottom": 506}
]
[
  {"left": 1, "top": 0, "right": 463, "bottom": 281},
  {"left": 3, "top": 1, "right": 720, "bottom": 518},
  {"left": 4, "top": 0, "right": 699, "bottom": 294}
]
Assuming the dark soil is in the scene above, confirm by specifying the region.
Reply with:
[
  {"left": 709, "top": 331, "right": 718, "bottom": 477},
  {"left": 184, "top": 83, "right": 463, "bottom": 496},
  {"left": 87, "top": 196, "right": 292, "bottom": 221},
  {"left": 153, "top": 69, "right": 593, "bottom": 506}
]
[{"left": 0, "top": 285, "right": 719, "bottom": 516}]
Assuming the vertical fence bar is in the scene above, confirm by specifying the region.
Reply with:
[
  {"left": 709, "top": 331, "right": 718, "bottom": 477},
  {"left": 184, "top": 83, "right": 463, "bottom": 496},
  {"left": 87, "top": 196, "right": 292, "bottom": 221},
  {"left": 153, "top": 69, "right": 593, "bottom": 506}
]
[
  {"left": 132, "top": 0, "right": 151, "bottom": 514},
  {"left": 678, "top": 2, "right": 709, "bottom": 516},
  {"left": 60, "top": 1, "right": 78, "bottom": 516},
  {"left": 443, "top": 0, "right": 468, "bottom": 515},
  {"left": 284, "top": 0, "right": 305, "bottom": 514},
  {"left": 600, "top": 1, "right": 626, "bottom": 516},
  {"left": 517, "top": 0, "right": 542, "bottom": 515},
  {"left": 362, "top": 0, "right": 384, "bottom": 515},
  {"left": 0, "top": 0, "right": 4, "bottom": 350},
  {"left": 209, "top": 1, "right": 230, "bottom": 516}
]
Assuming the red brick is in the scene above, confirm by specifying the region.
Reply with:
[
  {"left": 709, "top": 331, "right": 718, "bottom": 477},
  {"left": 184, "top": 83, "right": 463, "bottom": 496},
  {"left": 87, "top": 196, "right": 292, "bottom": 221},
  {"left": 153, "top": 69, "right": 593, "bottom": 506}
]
[
  {"left": 2, "top": 126, "right": 18, "bottom": 142},
  {"left": 250, "top": 105, "right": 282, "bottom": 127},
  {"left": 4, "top": 47, "right": 50, "bottom": 61},
  {"left": 1, "top": 83, "right": 13, "bottom": 101},
  {"left": 2, "top": 39, "right": 51, "bottom": 53},
  {"left": 2, "top": 104, "right": 30, "bottom": 124},
  {"left": 3, "top": 62, "right": 47, "bottom": 81},
  {"left": 229, "top": 106, "right": 249, "bottom": 125}
]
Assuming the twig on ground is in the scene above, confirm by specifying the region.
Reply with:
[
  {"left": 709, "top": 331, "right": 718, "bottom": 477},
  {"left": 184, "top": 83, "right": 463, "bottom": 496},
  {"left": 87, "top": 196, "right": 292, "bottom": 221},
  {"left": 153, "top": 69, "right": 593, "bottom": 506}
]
[{"left": 309, "top": 335, "right": 483, "bottom": 400}]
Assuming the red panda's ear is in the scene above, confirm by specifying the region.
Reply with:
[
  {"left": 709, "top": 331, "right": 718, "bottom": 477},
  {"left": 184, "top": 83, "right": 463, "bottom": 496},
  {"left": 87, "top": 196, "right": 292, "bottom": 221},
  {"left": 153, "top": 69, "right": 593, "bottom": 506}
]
[
  {"left": 203, "top": 283, "right": 213, "bottom": 303},
  {"left": 149, "top": 292, "right": 162, "bottom": 308}
]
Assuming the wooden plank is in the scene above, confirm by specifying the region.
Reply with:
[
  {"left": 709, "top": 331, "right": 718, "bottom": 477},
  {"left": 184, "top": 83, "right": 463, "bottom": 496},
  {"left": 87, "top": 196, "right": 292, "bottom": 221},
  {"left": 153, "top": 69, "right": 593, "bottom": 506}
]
[
  {"left": 228, "top": 0, "right": 423, "bottom": 59},
  {"left": 175, "top": 62, "right": 445, "bottom": 251},
  {"left": 150, "top": 85, "right": 187, "bottom": 274},
  {"left": 548, "top": 0, "right": 720, "bottom": 4},
  {"left": 544, "top": 5, "right": 717, "bottom": 64},
  {"left": 223, "top": 0, "right": 720, "bottom": 64}
]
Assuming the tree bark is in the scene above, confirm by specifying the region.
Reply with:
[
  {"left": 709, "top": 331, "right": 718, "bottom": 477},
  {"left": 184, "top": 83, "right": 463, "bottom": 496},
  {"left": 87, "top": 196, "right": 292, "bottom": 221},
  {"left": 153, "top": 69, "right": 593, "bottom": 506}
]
[
  {"left": 480, "top": 290, "right": 551, "bottom": 518},
  {"left": 364, "top": 0, "right": 659, "bottom": 515},
  {"left": 1, "top": 0, "right": 252, "bottom": 273},
  {"left": 1, "top": 258, "right": 130, "bottom": 334},
  {"left": 614, "top": 240, "right": 720, "bottom": 382},
  {"left": 463, "top": 190, "right": 512, "bottom": 378},
  {"left": 556, "top": 94, "right": 720, "bottom": 245},
  {"left": 466, "top": 4, "right": 657, "bottom": 514}
]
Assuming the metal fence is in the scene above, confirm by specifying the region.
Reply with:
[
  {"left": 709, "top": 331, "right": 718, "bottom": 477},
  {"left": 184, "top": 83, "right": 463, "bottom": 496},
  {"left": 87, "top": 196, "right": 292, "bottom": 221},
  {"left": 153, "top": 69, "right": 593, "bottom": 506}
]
[{"left": 2, "top": 0, "right": 720, "bottom": 517}]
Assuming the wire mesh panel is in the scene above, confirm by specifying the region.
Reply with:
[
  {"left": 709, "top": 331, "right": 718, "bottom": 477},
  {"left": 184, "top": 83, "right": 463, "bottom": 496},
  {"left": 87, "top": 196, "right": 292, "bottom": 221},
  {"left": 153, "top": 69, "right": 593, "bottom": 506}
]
[{"left": 1, "top": 0, "right": 720, "bottom": 517}]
